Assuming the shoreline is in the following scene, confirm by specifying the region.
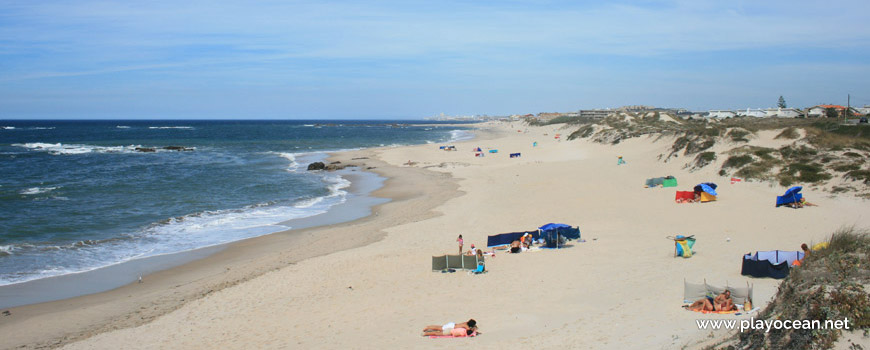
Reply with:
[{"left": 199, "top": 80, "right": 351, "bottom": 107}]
[
  {"left": 0, "top": 128, "right": 491, "bottom": 349},
  {"left": 0, "top": 169, "right": 387, "bottom": 309}
]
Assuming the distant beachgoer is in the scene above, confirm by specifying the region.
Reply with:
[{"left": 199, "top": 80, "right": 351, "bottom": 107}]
[
  {"left": 510, "top": 240, "right": 521, "bottom": 253},
  {"left": 713, "top": 290, "right": 736, "bottom": 311},
  {"left": 799, "top": 243, "right": 810, "bottom": 264},
  {"left": 475, "top": 249, "right": 485, "bottom": 272},
  {"left": 457, "top": 235, "right": 464, "bottom": 255},
  {"left": 686, "top": 290, "right": 735, "bottom": 312},
  {"left": 422, "top": 319, "right": 477, "bottom": 336},
  {"left": 467, "top": 244, "right": 478, "bottom": 256},
  {"left": 521, "top": 233, "right": 533, "bottom": 249},
  {"left": 685, "top": 297, "right": 714, "bottom": 312}
]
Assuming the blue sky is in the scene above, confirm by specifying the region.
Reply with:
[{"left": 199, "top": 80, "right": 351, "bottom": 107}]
[{"left": 1, "top": 0, "right": 869, "bottom": 119}]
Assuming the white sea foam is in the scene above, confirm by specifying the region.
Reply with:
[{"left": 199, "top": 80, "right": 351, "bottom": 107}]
[
  {"left": 324, "top": 175, "right": 351, "bottom": 197},
  {"left": 275, "top": 152, "right": 300, "bottom": 171},
  {"left": 2, "top": 126, "right": 55, "bottom": 130},
  {"left": 20, "top": 186, "right": 59, "bottom": 195},
  {"left": 14, "top": 142, "right": 134, "bottom": 155},
  {"left": 0, "top": 172, "right": 355, "bottom": 286},
  {"left": 116, "top": 125, "right": 130, "bottom": 129},
  {"left": 11, "top": 142, "right": 189, "bottom": 155},
  {"left": 449, "top": 129, "right": 475, "bottom": 142},
  {"left": 148, "top": 126, "right": 194, "bottom": 129},
  {"left": 294, "top": 197, "right": 324, "bottom": 208}
]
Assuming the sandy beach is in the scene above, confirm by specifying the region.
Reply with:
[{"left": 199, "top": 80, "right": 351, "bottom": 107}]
[{"left": 2, "top": 121, "right": 868, "bottom": 349}]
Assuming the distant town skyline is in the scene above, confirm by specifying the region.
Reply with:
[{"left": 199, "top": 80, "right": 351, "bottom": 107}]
[{"left": 1, "top": 1, "right": 869, "bottom": 119}]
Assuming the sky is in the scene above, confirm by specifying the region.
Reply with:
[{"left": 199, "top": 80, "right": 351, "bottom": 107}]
[{"left": 1, "top": 0, "right": 869, "bottom": 119}]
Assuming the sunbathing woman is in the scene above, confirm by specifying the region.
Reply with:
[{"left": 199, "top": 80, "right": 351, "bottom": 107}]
[
  {"left": 422, "top": 319, "right": 477, "bottom": 336},
  {"left": 685, "top": 297, "right": 714, "bottom": 312},
  {"left": 422, "top": 327, "right": 475, "bottom": 337}
]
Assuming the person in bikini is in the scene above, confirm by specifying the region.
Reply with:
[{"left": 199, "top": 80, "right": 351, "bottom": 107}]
[{"left": 422, "top": 319, "right": 477, "bottom": 336}]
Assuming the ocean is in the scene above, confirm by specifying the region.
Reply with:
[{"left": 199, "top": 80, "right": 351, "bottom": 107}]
[{"left": 0, "top": 120, "right": 474, "bottom": 287}]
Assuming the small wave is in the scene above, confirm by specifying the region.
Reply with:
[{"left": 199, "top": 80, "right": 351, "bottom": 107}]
[
  {"left": 303, "top": 124, "right": 315, "bottom": 127},
  {"left": 274, "top": 152, "right": 300, "bottom": 172},
  {"left": 12, "top": 142, "right": 191, "bottom": 155},
  {"left": 116, "top": 125, "right": 130, "bottom": 129},
  {"left": 148, "top": 126, "right": 193, "bottom": 130},
  {"left": 14, "top": 142, "right": 135, "bottom": 155},
  {"left": 0, "top": 245, "right": 12, "bottom": 257},
  {"left": 2, "top": 126, "right": 55, "bottom": 130},
  {"left": 20, "top": 186, "right": 59, "bottom": 195},
  {"left": 449, "top": 129, "right": 475, "bottom": 142},
  {"left": 294, "top": 197, "right": 324, "bottom": 208},
  {"left": 324, "top": 174, "right": 351, "bottom": 197}
]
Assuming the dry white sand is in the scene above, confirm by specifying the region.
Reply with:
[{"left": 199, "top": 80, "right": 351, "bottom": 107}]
[{"left": 8, "top": 121, "right": 869, "bottom": 349}]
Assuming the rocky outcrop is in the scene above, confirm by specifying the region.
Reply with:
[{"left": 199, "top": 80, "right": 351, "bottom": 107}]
[
  {"left": 307, "top": 162, "right": 326, "bottom": 171},
  {"left": 307, "top": 161, "right": 357, "bottom": 171}
]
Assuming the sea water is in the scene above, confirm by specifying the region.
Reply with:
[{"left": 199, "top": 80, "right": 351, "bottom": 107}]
[{"left": 0, "top": 120, "right": 474, "bottom": 287}]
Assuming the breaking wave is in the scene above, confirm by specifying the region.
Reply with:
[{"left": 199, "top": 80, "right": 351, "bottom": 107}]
[{"left": 20, "top": 186, "right": 59, "bottom": 195}]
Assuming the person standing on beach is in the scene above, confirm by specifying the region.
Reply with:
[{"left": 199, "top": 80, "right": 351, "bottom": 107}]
[{"left": 457, "top": 235, "right": 464, "bottom": 255}]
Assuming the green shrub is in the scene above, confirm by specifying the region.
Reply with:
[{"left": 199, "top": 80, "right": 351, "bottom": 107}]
[
  {"left": 780, "top": 162, "right": 832, "bottom": 183},
  {"left": 779, "top": 145, "right": 818, "bottom": 160},
  {"left": 672, "top": 136, "right": 691, "bottom": 152},
  {"left": 752, "top": 148, "right": 776, "bottom": 160},
  {"left": 832, "top": 163, "right": 861, "bottom": 172},
  {"left": 568, "top": 125, "right": 595, "bottom": 140},
  {"left": 722, "top": 154, "right": 754, "bottom": 169},
  {"left": 845, "top": 169, "right": 870, "bottom": 184},
  {"left": 736, "top": 164, "right": 771, "bottom": 180},
  {"left": 728, "top": 129, "right": 752, "bottom": 142},
  {"left": 686, "top": 138, "right": 716, "bottom": 154},
  {"left": 775, "top": 127, "right": 800, "bottom": 139}
]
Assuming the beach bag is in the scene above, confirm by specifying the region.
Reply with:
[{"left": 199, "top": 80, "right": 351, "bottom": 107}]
[{"left": 675, "top": 236, "right": 696, "bottom": 258}]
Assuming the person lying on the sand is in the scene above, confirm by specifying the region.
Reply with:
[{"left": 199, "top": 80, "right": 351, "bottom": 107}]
[
  {"left": 510, "top": 240, "right": 521, "bottom": 253},
  {"left": 685, "top": 290, "right": 737, "bottom": 312},
  {"left": 422, "top": 319, "right": 477, "bottom": 336},
  {"left": 685, "top": 297, "right": 714, "bottom": 312},
  {"left": 422, "top": 327, "right": 475, "bottom": 337}
]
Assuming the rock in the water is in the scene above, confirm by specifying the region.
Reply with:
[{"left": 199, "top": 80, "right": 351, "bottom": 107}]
[
  {"left": 307, "top": 162, "right": 326, "bottom": 171},
  {"left": 163, "top": 146, "right": 193, "bottom": 151},
  {"left": 135, "top": 147, "right": 156, "bottom": 153}
]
